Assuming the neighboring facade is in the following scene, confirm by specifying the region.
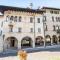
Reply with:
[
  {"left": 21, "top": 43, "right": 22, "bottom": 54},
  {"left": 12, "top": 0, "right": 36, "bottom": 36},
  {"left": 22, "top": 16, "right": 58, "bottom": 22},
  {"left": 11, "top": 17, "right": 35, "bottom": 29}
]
[
  {"left": 42, "top": 7, "right": 60, "bottom": 46},
  {"left": 0, "top": 5, "right": 44, "bottom": 52}
]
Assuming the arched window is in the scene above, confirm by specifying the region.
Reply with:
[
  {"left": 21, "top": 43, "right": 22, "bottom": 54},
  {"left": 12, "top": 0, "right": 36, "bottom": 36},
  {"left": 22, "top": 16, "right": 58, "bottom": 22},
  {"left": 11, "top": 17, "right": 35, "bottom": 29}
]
[
  {"left": 19, "top": 16, "right": 21, "bottom": 22},
  {"left": 14, "top": 16, "right": 17, "bottom": 22}
]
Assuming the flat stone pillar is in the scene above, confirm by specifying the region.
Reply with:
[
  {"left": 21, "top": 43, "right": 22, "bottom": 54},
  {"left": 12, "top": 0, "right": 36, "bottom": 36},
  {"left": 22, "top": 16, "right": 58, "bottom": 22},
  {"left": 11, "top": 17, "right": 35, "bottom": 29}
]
[
  {"left": 51, "top": 38, "right": 53, "bottom": 45},
  {"left": 18, "top": 40, "right": 21, "bottom": 50},
  {"left": 0, "top": 37, "right": 4, "bottom": 52},
  {"left": 57, "top": 39, "right": 59, "bottom": 45},
  {"left": 44, "top": 38, "right": 46, "bottom": 47},
  {"left": 32, "top": 40, "right": 35, "bottom": 48}
]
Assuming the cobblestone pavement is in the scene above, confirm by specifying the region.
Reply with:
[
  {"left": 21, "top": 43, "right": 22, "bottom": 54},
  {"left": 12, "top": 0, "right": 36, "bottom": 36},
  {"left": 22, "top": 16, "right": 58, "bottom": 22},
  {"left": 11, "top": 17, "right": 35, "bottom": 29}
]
[{"left": 0, "top": 51, "right": 60, "bottom": 60}]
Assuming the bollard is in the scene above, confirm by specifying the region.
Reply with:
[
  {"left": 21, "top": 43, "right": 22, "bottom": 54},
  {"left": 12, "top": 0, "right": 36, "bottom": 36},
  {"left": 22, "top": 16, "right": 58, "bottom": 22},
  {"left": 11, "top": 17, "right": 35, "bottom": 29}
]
[{"left": 18, "top": 50, "right": 27, "bottom": 60}]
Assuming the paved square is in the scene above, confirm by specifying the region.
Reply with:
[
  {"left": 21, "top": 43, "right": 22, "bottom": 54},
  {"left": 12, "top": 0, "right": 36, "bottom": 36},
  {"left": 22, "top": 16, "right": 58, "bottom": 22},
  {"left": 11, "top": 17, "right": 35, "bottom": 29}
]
[{"left": 0, "top": 51, "right": 60, "bottom": 60}]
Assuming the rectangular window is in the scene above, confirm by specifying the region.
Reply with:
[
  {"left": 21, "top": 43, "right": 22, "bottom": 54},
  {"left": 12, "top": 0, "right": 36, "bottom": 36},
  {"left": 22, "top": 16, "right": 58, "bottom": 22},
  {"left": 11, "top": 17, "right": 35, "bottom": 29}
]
[
  {"left": 53, "top": 25, "right": 55, "bottom": 31},
  {"left": 30, "top": 28, "right": 33, "bottom": 32},
  {"left": 30, "top": 17, "right": 33, "bottom": 23},
  {"left": 45, "top": 25, "right": 48, "bottom": 31},
  {"left": 43, "top": 16, "right": 46, "bottom": 21},
  {"left": 10, "top": 16, "right": 13, "bottom": 21},
  {"left": 9, "top": 25, "right": 13, "bottom": 32},
  {"left": 52, "top": 16, "right": 54, "bottom": 22},
  {"left": 1, "top": 22, "right": 3, "bottom": 27},
  {"left": 50, "top": 11, "right": 53, "bottom": 14},
  {"left": 9, "top": 27, "right": 13, "bottom": 32},
  {"left": 38, "top": 28, "right": 41, "bottom": 33},
  {"left": 19, "top": 16, "right": 21, "bottom": 22},
  {"left": 0, "top": 30, "right": 2, "bottom": 36},
  {"left": 54, "top": 11, "right": 59, "bottom": 14},
  {"left": 18, "top": 28, "right": 21, "bottom": 32},
  {"left": 14, "top": 16, "right": 17, "bottom": 22},
  {"left": 37, "top": 18, "right": 40, "bottom": 23}
]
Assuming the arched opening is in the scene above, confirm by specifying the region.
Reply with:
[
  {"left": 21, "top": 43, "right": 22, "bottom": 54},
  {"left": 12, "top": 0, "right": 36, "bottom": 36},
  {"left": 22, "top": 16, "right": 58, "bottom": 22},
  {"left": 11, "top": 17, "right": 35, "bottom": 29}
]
[
  {"left": 21, "top": 36, "right": 32, "bottom": 48},
  {"left": 45, "top": 35, "right": 51, "bottom": 46},
  {"left": 58, "top": 36, "right": 60, "bottom": 43},
  {"left": 5, "top": 37, "right": 18, "bottom": 50},
  {"left": 35, "top": 36, "right": 44, "bottom": 47},
  {"left": 52, "top": 35, "right": 57, "bottom": 45}
]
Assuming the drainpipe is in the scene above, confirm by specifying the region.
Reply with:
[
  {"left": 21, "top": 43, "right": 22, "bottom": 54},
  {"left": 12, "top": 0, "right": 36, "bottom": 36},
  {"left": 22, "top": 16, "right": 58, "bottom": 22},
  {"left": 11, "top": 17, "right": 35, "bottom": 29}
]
[
  {"left": 3, "top": 34, "right": 5, "bottom": 52},
  {"left": 33, "top": 14, "right": 35, "bottom": 48},
  {"left": 43, "top": 15, "right": 46, "bottom": 47}
]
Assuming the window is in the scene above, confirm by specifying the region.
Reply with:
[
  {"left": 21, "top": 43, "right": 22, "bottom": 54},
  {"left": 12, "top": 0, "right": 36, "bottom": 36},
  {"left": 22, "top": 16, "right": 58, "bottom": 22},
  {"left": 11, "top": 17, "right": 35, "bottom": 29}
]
[
  {"left": 56, "top": 17, "right": 60, "bottom": 22},
  {"left": 30, "top": 28, "right": 33, "bottom": 32},
  {"left": 1, "top": 21, "right": 3, "bottom": 27},
  {"left": 56, "top": 17, "right": 58, "bottom": 22},
  {"left": 10, "top": 16, "right": 14, "bottom": 21},
  {"left": 56, "top": 25, "right": 59, "bottom": 30},
  {"left": 45, "top": 25, "right": 48, "bottom": 31},
  {"left": 58, "top": 17, "right": 60, "bottom": 22},
  {"left": 38, "top": 28, "right": 41, "bottom": 33},
  {"left": 0, "top": 30, "right": 2, "bottom": 36},
  {"left": 30, "top": 17, "right": 33, "bottom": 23},
  {"left": 58, "top": 26, "right": 59, "bottom": 29},
  {"left": 9, "top": 25, "right": 13, "bottom": 32},
  {"left": 14, "top": 16, "right": 17, "bottom": 22},
  {"left": 50, "top": 10, "right": 59, "bottom": 14},
  {"left": 52, "top": 16, "right": 54, "bottom": 22},
  {"left": 54, "top": 11, "right": 59, "bottom": 14},
  {"left": 19, "top": 16, "right": 21, "bottom": 22},
  {"left": 18, "top": 28, "right": 21, "bottom": 32},
  {"left": 37, "top": 18, "right": 40, "bottom": 23},
  {"left": 6, "top": 15, "right": 9, "bottom": 21},
  {"left": 50, "top": 11, "right": 53, "bottom": 14},
  {"left": 43, "top": 16, "right": 46, "bottom": 21},
  {"left": 53, "top": 25, "right": 55, "bottom": 31}
]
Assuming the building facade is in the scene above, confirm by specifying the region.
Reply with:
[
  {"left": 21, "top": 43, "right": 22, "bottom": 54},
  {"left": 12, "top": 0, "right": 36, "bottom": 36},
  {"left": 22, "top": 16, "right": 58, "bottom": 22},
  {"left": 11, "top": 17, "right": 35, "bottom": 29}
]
[
  {"left": 42, "top": 7, "right": 60, "bottom": 46},
  {"left": 0, "top": 5, "right": 44, "bottom": 52},
  {"left": 0, "top": 5, "right": 60, "bottom": 53}
]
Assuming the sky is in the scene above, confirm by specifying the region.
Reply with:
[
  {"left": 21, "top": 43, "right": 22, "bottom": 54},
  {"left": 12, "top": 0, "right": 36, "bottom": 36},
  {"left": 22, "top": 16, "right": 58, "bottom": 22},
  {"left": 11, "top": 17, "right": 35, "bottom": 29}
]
[{"left": 0, "top": 0, "right": 60, "bottom": 9}]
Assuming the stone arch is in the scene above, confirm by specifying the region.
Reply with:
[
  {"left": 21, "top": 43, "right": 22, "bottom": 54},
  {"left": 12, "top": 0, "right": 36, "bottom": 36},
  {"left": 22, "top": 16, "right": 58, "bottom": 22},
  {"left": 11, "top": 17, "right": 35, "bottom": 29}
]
[
  {"left": 4, "top": 36, "right": 18, "bottom": 50},
  {"left": 45, "top": 35, "right": 51, "bottom": 46},
  {"left": 35, "top": 36, "right": 44, "bottom": 47},
  {"left": 21, "top": 36, "right": 33, "bottom": 48},
  {"left": 52, "top": 35, "right": 57, "bottom": 45},
  {"left": 58, "top": 35, "right": 60, "bottom": 43}
]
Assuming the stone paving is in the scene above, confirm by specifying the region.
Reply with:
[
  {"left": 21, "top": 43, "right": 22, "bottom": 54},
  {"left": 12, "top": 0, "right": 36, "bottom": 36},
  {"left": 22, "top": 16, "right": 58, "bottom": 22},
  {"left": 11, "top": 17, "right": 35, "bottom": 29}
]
[{"left": 0, "top": 51, "right": 60, "bottom": 60}]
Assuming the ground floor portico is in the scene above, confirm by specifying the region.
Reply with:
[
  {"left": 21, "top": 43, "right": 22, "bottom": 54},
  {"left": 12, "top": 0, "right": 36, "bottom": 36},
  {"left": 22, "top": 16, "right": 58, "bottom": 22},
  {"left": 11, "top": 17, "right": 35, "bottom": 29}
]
[
  {"left": 0, "top": 34, "right": 60, "bottom": 52},
  {"left": 2, "top": 35, "right": 45, "bottom": 51}
]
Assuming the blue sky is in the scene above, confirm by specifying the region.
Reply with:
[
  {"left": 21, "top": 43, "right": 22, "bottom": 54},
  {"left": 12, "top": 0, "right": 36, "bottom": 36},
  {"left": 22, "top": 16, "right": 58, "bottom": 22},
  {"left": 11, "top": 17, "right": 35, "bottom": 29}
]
[{"left": 0, "top": 0, "right": 60, "bottom": 9}]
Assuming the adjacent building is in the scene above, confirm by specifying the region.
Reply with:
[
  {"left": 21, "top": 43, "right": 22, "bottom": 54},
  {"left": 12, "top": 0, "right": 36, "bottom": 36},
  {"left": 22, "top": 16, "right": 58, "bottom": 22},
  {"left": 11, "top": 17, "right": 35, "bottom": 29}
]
[{"left": 42, "top": 7, "right": 60, "bottom": 46}]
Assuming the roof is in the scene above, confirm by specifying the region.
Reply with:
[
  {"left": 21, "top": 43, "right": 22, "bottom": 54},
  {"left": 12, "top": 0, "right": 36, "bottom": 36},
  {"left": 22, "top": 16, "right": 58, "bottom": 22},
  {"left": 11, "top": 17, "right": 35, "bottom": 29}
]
[
  {"left": 42, "top": 7, "right": 60, "bottom": 10},
  {"left": 0, "top": 5, "right": 44, "bottom": 14}
]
